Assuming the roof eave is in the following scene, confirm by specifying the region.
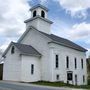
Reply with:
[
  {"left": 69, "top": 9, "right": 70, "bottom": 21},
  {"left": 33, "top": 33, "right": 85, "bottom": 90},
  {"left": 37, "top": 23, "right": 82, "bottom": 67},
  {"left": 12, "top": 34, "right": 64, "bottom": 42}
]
[
  {"left": 24, "top": 16, "right": 53, "bottom": 24},
  {"left": 2, "top": 42, "right": 13, "bottom": 57},
  {"left": 17, "top": 27, "right": 31, "bottom": 43}
]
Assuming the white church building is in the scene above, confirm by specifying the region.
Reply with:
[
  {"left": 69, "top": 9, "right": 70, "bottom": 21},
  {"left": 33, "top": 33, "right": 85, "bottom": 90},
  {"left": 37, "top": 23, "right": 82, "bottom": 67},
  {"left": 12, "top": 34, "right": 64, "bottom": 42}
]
[{"left": 3, "top": 4, "right": 87, "bottom": 85}]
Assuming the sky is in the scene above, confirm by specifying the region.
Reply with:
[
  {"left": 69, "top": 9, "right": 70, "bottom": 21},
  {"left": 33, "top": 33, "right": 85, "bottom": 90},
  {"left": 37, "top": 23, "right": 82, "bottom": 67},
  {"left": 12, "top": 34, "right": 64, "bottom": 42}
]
[{"left": 0, "top": 0, "right": 90, "bottom": 56}]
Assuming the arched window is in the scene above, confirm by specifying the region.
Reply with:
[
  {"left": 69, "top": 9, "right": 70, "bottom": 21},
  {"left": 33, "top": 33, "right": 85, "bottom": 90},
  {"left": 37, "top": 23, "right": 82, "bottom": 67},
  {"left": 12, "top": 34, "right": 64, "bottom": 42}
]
[
  {"left": 11, "top": 46, "right": 15, "bottom": 54},
  {"left": 33, "top": 10, "right": 36, "bottom": 17},
  {"left": 41, "top": 10, "right": 45, "bottom": 18}
]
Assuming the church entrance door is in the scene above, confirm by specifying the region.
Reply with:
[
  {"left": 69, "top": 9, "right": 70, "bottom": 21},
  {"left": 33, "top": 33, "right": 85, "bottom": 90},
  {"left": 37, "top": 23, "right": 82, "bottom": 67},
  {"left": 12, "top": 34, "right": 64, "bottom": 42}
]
[{"left": 67, "top": 71, "right": 73, "bottom": 84}]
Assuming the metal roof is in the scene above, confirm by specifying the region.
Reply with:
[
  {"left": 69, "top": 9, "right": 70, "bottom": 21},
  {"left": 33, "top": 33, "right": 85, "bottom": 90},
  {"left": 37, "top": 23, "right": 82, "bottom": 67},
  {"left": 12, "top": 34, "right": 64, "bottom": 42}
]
[
  {"left": 13, "top": 42, "right": 41, "bottom": 56},
  {"left": 2, "top": 42, "right": 41, "bottom": 57},
  {"left": 39, "top": 31, "right": 87, "bottom": 52}
]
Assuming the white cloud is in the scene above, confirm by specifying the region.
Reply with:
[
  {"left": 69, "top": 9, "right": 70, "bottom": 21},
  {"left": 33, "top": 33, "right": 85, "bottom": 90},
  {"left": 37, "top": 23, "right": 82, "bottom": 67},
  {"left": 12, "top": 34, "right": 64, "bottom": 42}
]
[
  {"left": 51, "top": 18, "right": 90, "bottom": 42},
  {"left": 0, "top": 0, "right": 30, "bottom": 51},
  {"left": 65, "top": 22, "right": 90, "bottom": 55},
  {"left": 68, "top": 22, "right": 90, "bottom": 40},
  {"left": 39, "top": 0, "right": 90, "bottom": 18},
  {"left": 54, "top": 0, "right": 90, "bottom": 18}
]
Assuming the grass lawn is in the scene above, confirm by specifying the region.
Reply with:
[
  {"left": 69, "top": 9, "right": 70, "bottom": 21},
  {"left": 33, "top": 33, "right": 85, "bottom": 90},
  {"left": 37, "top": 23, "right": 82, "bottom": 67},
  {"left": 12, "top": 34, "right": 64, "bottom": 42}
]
[{"left": 30, "top": 81, "right": 90, "bottom": 89}]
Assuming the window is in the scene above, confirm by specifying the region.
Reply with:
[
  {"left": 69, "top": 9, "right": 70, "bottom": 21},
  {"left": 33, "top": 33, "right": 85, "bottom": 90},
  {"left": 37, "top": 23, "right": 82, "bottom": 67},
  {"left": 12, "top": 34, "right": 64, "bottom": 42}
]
[
  {"left": 81, "top": 59, "right": 83, "bottom": 69},
  {"left": 56, "top": 74, "right": 59, "bottom": 80},
  {"left": 55, "top": 55, "right": 59, "bottom": 68},
  {"left": 41, "top": 10, "right": 45, "bottom": 18},
  {"left": 75, "top": 58, "right": 77, "bottom": 69},
  {"left": 11, "top": 46, "right": 15, "bottom": 54},
  {"left": 83, "top": 75, "right": 85, "bottom": 83},
  {"left": 66, "top": 56, "right": 69, "bottom": 69},
  {"left": 31, "top": 64, "right": 34, "bottom": 75},
  {"left": 75, "top": 74, "right": 77, "bottom": 85},
  {"left": 33, "top": 10, "right": 36, "bottom": 17}
]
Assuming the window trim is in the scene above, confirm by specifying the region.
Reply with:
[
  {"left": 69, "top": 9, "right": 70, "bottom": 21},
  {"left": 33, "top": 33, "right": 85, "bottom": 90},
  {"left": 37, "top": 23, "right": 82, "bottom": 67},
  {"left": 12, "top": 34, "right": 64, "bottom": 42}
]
[
  {"left": 33, "top": 10, "right": 36, "bottom": 17},
  {"left": 41, "top": 10, "right": 45, "bottom": 18},
  {"left": 83, "top": 75, "right": 85, "bottom": 83},
  {"left": 81, "top": 59, "right": 84, "bottom": 69},
  {"left": 75, "top": 58, "right": 77, "bottom": 69},
  {"left": 67, "top": 71, "right": 73, "bottom": 81},
  {"left": 75, "top": 74, "right": 77, "bottom": 85},
  {"left": 56, "top": 74, "right": 59, "bottom": 80},
  {"left": 66, "top": 56, "right": 69, "bottom": 69},
  {"left": 11, "top": 46, "right": 15, "bottom": 54},
  {"left": 31, "top": 64, "right": 34, "bottom": 75},
  {"left": 55, "top": 54, "right": 59, "bottom": 68}
]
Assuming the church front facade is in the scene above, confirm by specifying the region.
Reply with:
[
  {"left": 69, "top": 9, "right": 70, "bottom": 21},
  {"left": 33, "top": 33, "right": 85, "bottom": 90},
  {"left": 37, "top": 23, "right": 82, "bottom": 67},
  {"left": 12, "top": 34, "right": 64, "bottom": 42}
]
[{"left": 3, "top": 4, "right": 87, "bottom": 85}]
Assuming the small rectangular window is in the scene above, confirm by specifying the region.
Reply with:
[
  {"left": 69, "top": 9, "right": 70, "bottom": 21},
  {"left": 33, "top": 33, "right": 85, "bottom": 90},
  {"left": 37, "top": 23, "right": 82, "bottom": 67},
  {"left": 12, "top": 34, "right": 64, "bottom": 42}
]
[
  {"left": 66, "top": 56, "right": 69, "bottom": 69},
  {"left": 75, "top": 58, "right": 77, "bottom": 69},
  {"left": 83, "top": 75, "right": 85, "bottom": 83},
  {"left": 75, "top": 74, "right": 77, "bottom": 85},
  {"left": 81, "top": 59, "right": 83, "bottom": 69},
  {"left": 56, "top": 74, "right": 59, "bottom": 80},
  {"left": 31, "top": 64, "right": 34, "bottom": 75},
  {"left": 55, "top": 55, "right": 59, "bottom": 68},
  {"left": 11, "top": 46, "right": 15, "bottom": 54}
]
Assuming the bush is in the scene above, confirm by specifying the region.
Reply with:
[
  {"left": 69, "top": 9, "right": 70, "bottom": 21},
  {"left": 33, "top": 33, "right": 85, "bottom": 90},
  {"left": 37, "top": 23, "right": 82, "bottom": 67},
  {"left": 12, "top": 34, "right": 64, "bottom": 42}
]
[{"left": 88, "top": 79, "right": 90, "bottom": 85}]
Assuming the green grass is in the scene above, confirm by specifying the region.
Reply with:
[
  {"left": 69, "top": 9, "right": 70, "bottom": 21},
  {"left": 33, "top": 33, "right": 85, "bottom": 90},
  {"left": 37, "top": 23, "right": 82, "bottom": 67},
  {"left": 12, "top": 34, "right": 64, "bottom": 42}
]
[
  {"left": 31, "top": 81, "right": 66, "bottom": 87},
  {"left": 21, "top": 80, "right": 90, "bottom": 89},
  {"left": 30, "top": 81, "right": 90, "bottom": 89}
]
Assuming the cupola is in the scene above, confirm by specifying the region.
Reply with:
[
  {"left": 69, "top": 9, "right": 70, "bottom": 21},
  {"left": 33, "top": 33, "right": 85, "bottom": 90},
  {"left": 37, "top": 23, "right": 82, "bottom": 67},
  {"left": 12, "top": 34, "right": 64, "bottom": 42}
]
[
  {"left": 30, "top": 4, "right": 48, "bottom": 18},
  {"left": 24, "top": 4, "right": 53, "bottom": 34}
]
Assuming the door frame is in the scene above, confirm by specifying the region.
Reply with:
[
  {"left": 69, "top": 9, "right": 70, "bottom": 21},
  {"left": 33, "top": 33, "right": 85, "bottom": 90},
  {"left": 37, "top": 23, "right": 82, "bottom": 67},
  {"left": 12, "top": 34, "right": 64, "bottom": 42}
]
[{"left": 67, "top": 71, "right": 73, "bottom": 84}]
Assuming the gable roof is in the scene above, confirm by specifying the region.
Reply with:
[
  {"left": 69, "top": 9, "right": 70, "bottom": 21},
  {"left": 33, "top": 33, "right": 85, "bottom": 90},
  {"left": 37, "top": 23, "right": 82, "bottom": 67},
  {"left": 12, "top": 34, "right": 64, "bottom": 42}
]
[
  {"left": 3, "top": 42, "right": 41, "bottom": 57},
  {"left": 30, "top": 4, "right": 49, "bottom": 12},
  {"left": 18, "top": 26, "right": 87, "bottom": 52},
  {"left": 40, "top": 32, "right": 87, "bottom": 52}
]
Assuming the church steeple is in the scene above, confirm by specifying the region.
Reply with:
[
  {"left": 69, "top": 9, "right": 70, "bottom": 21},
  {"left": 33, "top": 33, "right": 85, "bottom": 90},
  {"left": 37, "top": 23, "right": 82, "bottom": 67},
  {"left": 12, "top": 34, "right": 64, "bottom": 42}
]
[
  {"left": 24, "top": 4, "right": 53, "bottom": 34},
  {"left": 30, "top": 4, "right": 48, "bottom": 18}
]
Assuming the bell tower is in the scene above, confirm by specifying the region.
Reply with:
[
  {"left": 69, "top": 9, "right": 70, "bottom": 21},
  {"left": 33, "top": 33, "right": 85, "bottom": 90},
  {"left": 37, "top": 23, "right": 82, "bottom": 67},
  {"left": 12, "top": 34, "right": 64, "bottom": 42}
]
[
  {"left": 30, "top": 4, "right": 48, "bottom": 18},
  {"left": 24, "top": 4, "right": 53, "bottom": 34}
]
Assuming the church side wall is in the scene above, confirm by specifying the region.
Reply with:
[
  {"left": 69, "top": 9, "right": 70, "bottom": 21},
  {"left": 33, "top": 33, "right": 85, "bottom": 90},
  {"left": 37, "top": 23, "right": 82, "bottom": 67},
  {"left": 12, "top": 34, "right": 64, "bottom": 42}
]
[
  {"left": 20, "top": 29, "right": 52, "bottom": 81},
  {"left": 21, "top": 55, "right": 41, "bottom": 82},
  {"left": 49, "top": 43, "right": 87, "bottom": 85},
  {"left": 3, "top": 46, "right": 21, "bottom": 81}
]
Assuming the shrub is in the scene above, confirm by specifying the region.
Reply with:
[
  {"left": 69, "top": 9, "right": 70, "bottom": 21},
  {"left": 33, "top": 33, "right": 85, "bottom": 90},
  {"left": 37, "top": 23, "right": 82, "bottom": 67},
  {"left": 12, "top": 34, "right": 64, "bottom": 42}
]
[{"left": 88, "top": 79, "right": 90, "bottom": 85}]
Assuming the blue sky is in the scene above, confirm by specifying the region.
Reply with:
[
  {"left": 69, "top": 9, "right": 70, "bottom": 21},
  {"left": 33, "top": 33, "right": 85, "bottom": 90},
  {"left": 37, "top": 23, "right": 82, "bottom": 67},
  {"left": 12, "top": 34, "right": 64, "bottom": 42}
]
[{"left": 0, "top": 0, "right": 90, "bottom": 56}]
